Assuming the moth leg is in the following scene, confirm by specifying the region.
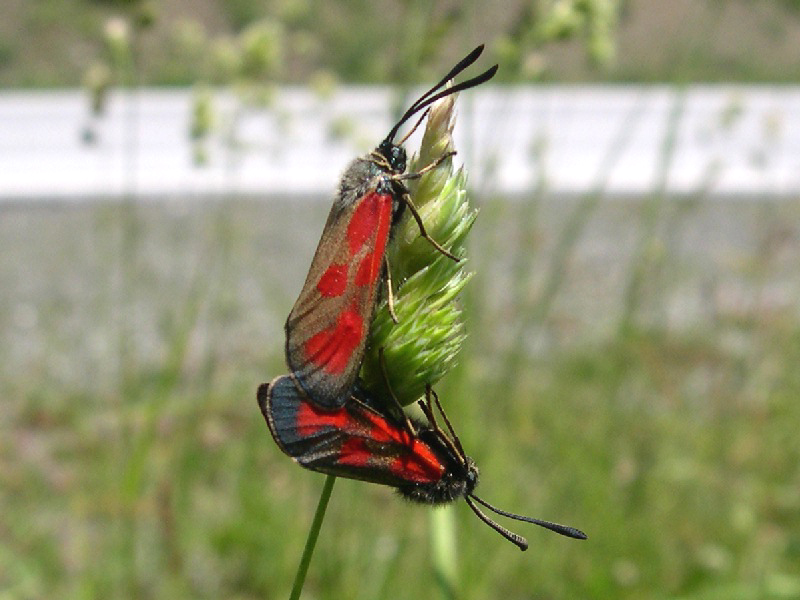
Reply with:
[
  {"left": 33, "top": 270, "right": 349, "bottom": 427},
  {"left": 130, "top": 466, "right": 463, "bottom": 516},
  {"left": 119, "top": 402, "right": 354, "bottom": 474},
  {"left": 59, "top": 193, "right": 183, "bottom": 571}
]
[
  {"left": 423, "top": 384, "right": 468, "bottom": 462},
  {"left": 368, "top": 150, "right": 391, "bottom": 171},
  {"left": 384, "top": 256, "right": 399, "bottom": 324},
  {"left": 400, "top": 191, "right": 460, "bottom": 262},
  {"left": 416, "top": 385, "right": 435, "bottom": 429},
  {"left": 397, "top": 151, "right": 457, "bottom": 182},
  {"left": 379, "top": 347, "right": 417, "bottom": 436},
  {"left": 429, "top": 385, "right": 467, "bottom": 458},
  {"left": 394, "top": 150, "right": 460, "bottom": 261}
]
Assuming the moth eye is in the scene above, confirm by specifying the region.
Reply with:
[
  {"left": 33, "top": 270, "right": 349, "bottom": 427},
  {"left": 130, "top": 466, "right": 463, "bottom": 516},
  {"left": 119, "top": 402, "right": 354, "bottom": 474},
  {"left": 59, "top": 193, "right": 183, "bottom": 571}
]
[
  {"left": 467, "top": 468, "right": 477, "bottom": 486},
  {"left": 392, "top": 147, "right": 407, "bottom": 173}
]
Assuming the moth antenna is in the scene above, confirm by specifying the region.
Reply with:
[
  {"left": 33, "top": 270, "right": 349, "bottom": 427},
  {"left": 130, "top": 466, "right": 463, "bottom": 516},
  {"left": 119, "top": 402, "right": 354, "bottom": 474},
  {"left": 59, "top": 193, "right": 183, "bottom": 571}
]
[
  {"left": 397, "top": 63, "right": 497, "bottom": 129},
  {"left": 464, "top": 495, "right": 529, "bottom": 551},
  {"left": 469, "top": 494, "right": 588, "bottom": 540},
  {"left": 395, "top": 108, "right": 430, "bottom": 147},
  {"left": 406, "top": 44, "right": 485, "bottom": 112},
  {"left": 387, "top": 45, "right": 484, "bottom": 140},
  {"left": 385, "top": 45, "right": 497, "bottom": 143}
]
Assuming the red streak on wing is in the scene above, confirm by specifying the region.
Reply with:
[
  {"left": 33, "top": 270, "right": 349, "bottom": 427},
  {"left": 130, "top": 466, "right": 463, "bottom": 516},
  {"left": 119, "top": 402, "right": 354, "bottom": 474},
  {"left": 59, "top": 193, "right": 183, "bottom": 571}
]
[
  {"left": 388, "top": 441, "right": 446, "bottom": 483},
  {"left": 353, "top": 194, "right": 391, "bottom": 286},
  {"left": 346, "top": 192, "right": 393, "bottom": 256},
  {"left": 294, "top": 394, "right": 445, "bottom": 484},
  {"left": 338, "top": 438, "right": 371, "bottom": 468},
  {"left": 303, "top": 309, "right": 364, "bottom": 374},
  {"left": 360, "top": 410, "right": 409, "bottom": 444},
  {"left": 361, "top": 411, "right": 445, "bottom": 483},
  {"left": 354, "top": 249, "right": 382, "bottom": 287},
  {"left": 296, "top": 400, "right": 351, "bottom": 435},
  {"left": 316, "top": 263, "right": 348, "bottom": 297}
]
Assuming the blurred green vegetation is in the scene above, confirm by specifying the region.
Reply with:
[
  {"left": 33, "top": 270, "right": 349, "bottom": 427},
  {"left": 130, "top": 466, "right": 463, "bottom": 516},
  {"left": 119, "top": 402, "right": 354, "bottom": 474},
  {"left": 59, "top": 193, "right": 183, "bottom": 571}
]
[{"left": 3, "top": 0, "right": 800, "bottom": 86}]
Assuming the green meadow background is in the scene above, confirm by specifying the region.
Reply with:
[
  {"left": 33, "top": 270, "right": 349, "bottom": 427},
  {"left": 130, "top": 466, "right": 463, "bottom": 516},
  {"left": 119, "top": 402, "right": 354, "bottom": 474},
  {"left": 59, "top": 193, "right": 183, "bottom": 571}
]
[{"left": 3, "top": 1, "right": 800, "bottom": 599}]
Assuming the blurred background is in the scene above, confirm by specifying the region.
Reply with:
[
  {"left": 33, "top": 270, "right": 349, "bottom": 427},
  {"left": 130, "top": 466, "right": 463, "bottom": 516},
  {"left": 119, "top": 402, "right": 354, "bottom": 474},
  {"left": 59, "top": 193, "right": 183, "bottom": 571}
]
[{"left": 2, "top": 1, "right": 800, "bottom": 599}]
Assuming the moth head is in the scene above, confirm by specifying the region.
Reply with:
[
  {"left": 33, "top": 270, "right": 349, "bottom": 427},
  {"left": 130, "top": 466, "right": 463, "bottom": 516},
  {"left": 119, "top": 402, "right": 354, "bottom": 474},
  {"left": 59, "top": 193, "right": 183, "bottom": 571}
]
[{"left": 376, "top": 139, "right": 407, "bottom": 174}]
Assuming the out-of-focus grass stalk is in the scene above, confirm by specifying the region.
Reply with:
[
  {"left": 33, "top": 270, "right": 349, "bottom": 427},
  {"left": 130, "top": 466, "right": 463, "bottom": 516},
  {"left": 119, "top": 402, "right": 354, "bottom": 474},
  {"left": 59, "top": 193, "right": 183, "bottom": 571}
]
[
  {"left": 495, "top": 94, "right": 649, "bottom": 397},
  {"left": 430, "top": 506, "right": 458, "bottom": 600},
  {"left": 619, "top": 92, "right": 684, "bottom": 333}
]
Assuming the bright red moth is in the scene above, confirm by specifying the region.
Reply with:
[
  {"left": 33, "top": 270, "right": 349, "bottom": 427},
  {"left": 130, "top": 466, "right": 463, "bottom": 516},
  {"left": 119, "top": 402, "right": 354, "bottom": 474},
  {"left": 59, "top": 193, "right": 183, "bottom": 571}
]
[
  {"left": 258, "top": 375, "right": 587, "bottom": 550},
  {"left": 285, "top": 46, "right": 498, "bottom": 409}
]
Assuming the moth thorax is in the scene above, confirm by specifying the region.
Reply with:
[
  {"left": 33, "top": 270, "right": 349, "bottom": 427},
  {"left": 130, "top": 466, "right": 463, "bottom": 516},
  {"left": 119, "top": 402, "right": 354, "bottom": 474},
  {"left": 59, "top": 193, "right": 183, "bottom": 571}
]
[{"left": 377, "top": 139, "right": 407, "bottom": 174}]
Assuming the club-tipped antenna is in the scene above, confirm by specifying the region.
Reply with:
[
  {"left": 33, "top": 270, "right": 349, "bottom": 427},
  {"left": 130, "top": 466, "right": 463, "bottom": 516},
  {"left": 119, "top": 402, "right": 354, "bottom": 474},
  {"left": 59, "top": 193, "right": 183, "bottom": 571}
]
[
  {"left": 469, "top": 494, "right": 588, "bottom": 540},
  {"left": 401, "top": 45, "right": 485, "bottom": 117},
  {"left": 402, "top": 63, "right": 497, "bottom": 124},
  {"left": 385, "top": 45, "right": 498, "bottom": 143},
  {"left": 465, "top": 495, "right": 529, "bottom": 551}
]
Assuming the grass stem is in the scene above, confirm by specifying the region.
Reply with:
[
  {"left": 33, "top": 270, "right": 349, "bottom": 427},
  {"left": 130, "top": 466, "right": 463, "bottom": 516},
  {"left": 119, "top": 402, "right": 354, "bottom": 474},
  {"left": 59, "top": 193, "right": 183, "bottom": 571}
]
[{"left": 289, "top": 475, "right": 336, "bottom": 600}]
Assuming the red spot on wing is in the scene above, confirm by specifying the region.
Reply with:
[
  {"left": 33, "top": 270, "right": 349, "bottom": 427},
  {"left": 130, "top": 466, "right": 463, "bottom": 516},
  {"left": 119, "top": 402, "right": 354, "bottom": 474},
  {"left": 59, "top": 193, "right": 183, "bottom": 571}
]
[
  {"left": 347, "top": 192, "right": 393, "bottom": 256},
  {"left": 317, "top": 263, "right": 348, "bottom": 297},
  {"left": 303, "top": 309, "right": 364, "bottom": 374}
]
